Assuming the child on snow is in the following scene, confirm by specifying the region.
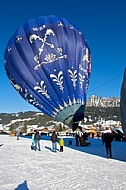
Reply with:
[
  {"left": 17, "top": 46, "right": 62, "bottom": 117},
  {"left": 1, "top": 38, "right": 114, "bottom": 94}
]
[{"left": 59, "top": 138, "right": 64, "bottom": 152}]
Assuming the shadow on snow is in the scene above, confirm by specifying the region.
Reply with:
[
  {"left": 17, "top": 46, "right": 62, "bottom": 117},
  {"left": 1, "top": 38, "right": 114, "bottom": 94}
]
[
  {"left": 14, "top": 180, "right": 29, "bottom": 190},
  {"left": 22, "top": 135, "right": 126, "bottom": 162}
]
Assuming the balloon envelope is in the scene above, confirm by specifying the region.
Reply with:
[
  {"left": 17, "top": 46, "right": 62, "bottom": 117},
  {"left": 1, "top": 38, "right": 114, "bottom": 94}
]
[
  {"left": 4, "top": 15, "right": 91, "bottom": 130},
  {"left": 120, "top": 68, "right": 126, "bottom": 136}
]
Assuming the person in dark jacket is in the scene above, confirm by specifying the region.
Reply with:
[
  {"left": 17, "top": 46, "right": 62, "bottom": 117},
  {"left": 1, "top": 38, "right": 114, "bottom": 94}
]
[
  {"left": 75, "top": 133, "right": 79, "bottom": 146},
  {"left": 104, "top": 133, "right": 113, "bottom": 159},
  {"left": 51, "top": 131, "right": 57, "bottom": 152},
  {"left": 34, "top": 131, "right": 41, "bottom": 151}
]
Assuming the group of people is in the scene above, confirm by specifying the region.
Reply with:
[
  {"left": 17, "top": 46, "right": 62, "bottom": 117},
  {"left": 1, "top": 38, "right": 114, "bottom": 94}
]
[
  {"left": 51, "top": 131, "right": 65, "bottom": 152},
  {"left": 31, "top": 130, "right": 65, "bottom": 152},
  {"left": 31, "top": 130, "right": 41, "bottom": 151},
  {"left": 31, "top": 130, "right": 114, "bottom": 159}
]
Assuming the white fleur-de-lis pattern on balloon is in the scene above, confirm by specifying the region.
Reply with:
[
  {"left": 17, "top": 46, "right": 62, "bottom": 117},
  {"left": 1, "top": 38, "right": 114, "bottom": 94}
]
[
  {"left": 79, "top": 66, "right": 88, "bottom": 78},
  {"left": 50, "top": 71, "right": 64, "bottom": 91},
  {"left": 8, "top": 76, "right": 44, "bottom": 108},
  {"left": 79, "top": 64, "right": 89, "bottom": 88},
  {"left": 29, "top": 29, "right": 67, "bottom": 70},
  {"left": 34, "top": 81, "right": 50, "bottom": 99},
  {"left": 78, "top": 73, "right": 85, "bottom": 89},
  {"left": 68, "top": 69, "right": 77, "bottom": 88},
  {"left": 24, "top": 89, "right": 43, "bottom": 108},
  {"left": 28, "top": 96, "right": 43, "bottom": 107}
]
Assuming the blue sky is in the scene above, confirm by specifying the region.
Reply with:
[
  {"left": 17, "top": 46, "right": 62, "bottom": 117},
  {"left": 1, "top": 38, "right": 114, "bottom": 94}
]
[{"left": 0, "top": 0, "right": 126, "bottom": 113}]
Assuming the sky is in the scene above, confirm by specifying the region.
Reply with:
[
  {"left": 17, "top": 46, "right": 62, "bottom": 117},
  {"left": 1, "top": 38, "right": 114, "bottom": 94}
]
[
  {"left": 0, "top": 135, "right": 126, "bottom": 189},
  {"left": 0, "top": 0, "right": 126, "bottom": 113}
]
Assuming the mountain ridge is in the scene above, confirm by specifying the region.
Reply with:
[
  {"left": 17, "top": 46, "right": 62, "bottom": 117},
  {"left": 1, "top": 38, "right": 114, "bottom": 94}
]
[{"left": 0, "top": 96, "right": 120, "bottom": 127}]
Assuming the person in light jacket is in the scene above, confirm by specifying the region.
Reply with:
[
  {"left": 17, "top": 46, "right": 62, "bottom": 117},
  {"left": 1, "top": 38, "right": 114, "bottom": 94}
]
[
  {"left": 31, "top": 132, "right": 36, "bottom": 150},
  {"left": 59, "top": 138, "right": 64, "bottom": 152}
]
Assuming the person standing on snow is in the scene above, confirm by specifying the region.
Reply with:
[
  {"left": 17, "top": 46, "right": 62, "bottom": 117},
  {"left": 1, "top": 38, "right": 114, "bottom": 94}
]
[
  {"left": 31, "top": 132, "right": 36, "bottom": 150},
  {"left": 51, "top": 131, "right": 57, "bottom": 152},
  {"left": 75, "top": 132, "right": 79, "bottom": 146},
  {"left": 34, "top": 131, "right": 41, "bottom": 151},
  {"left": 16, "top": 130, "right": 20, "bottom": 140},
  {"left": 104, "top": 132, "right": 113, "bottom": 159},
  {"left": 59, "top": 138, "right": 64, "bottom": 152}
]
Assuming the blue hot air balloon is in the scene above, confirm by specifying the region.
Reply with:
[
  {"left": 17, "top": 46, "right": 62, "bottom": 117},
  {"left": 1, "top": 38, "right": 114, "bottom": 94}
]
[
  {"left": 120, "top": 68, "right": 126, "bottom": 136},
  {"left": 4, "top": 15, "right": 91, "bottom": 131}
]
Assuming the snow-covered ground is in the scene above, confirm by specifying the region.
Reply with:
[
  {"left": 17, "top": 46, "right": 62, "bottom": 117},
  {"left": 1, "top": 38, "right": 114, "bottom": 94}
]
[{"left": 0, "top": 135, "right": 126, "bottom": 190}]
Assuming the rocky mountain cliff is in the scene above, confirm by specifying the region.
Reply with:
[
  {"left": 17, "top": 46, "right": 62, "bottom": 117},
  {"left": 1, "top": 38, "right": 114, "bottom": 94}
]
[{"left": 86, "top": 95, "right": 120, "bottom": 107}]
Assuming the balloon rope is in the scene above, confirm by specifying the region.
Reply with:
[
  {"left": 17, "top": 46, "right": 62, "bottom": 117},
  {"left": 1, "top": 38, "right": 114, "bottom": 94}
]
[{"left": 88, "top": 73, "right": 122, "bottom": 93}]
